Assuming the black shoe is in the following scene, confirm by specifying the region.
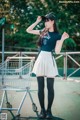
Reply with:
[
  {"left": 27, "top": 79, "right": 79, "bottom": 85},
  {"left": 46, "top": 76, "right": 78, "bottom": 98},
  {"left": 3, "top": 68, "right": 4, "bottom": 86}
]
[
  {"left": 46, "top": 109, "right": 53, "bottom": 119},
  {"left": 39, "top": 109, "right": 46, "bottom": 119}
]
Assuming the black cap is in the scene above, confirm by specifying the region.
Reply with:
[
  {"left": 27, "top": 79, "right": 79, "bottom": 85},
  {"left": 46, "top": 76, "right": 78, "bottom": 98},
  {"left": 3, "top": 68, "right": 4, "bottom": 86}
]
[{"left": 41, "top": 12, "right": 56, "bottom": 21}]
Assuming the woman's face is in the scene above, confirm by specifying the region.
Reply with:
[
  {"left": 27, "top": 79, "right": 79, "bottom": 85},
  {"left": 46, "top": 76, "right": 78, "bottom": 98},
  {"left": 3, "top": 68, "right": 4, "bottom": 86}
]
[{"left": 44, "top": 19, "right": 54, "bottom": 29}]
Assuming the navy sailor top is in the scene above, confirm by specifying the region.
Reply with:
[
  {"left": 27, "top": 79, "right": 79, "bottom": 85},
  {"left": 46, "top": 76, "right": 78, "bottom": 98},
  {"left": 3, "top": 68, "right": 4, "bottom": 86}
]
[{"left": 39, "top": 31, "right": 62, "bottom": 52}]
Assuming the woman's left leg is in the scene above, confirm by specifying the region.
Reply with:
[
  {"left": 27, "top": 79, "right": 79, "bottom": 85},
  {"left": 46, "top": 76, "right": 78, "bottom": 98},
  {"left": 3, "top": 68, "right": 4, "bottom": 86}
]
[{"left": 46, "top": 77, "right": 54, "bottom": 118}]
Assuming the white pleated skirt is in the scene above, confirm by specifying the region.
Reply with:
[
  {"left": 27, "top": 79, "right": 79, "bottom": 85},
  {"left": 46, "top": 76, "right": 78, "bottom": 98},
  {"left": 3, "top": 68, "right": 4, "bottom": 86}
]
[{"left": 32, "top": 51, "right": 59, "bottom": 78}]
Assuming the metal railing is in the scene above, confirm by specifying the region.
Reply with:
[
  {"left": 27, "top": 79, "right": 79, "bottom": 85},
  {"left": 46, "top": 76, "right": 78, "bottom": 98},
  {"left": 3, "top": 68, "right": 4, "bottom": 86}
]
[
  {"left": 54, "top": 52, "right": 80, "bottom": 80},
  {"left": 0, "top": 51, "right": 80, "bottom": 81},
  {"left": 0, "top": 52, "right": 35, "bottom": 81}
]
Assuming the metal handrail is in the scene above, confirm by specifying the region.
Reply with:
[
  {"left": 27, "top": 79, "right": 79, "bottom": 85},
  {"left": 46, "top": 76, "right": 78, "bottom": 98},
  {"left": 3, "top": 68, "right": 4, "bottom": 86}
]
[{"left": 0, "top": 51, "right": 80, "bottom": 80}]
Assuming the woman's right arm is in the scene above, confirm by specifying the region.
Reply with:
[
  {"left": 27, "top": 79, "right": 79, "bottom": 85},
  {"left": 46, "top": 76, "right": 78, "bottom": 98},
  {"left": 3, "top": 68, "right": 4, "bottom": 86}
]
[{"left": 26, "top": 16, "right": 42, "bottom": 35}]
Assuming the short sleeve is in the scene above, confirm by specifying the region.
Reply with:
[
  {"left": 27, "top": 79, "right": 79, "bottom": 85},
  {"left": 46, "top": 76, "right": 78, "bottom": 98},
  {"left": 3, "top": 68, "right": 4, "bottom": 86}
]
[{"left": 57, "top": 34, "right": 62, "bottom": 40}]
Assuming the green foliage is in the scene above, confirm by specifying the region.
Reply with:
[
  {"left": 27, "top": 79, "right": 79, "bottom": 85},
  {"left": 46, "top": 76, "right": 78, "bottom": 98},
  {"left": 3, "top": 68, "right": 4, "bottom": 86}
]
[
  {"left": 0, "top": 0, "right": 80, "bottom": 51},
  {"left": 62, "top": 38, "right": 77, "bottom": 51}
]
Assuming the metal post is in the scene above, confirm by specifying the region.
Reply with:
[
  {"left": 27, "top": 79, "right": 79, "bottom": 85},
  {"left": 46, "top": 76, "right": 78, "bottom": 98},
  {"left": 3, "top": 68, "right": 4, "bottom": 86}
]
[
  {"left": 19, "top": 52, "right": 22, "bottom": 79},
  {"left": 5, "top": 60, "right": 7, "bottom": 76},
  {"left": 2, "top": 27, "right": 5, "bottom": 85},
  {"left": 63, "top": 52, "right": 67, "bottom": 80}
]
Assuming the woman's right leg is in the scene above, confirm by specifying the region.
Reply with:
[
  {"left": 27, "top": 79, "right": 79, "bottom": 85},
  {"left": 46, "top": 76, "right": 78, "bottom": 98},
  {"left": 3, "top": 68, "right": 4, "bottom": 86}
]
[
  {"left": 37, "top": 76, "right": 46, "bottom": 118},
  {"left": 37, "top": 76, "right": 45, "bottom": 109}
]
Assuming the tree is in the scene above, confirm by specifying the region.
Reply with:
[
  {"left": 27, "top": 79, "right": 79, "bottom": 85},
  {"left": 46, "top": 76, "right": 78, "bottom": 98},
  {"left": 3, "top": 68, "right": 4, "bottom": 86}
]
[{"left": 0, "top": 0, "right": 80, "bottom": 51}]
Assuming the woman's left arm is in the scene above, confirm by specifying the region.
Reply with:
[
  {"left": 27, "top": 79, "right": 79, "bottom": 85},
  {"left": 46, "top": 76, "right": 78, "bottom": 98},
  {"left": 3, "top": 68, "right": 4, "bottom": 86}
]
[{"left": 55, "top": 32, "right": 69, "bottom": 54}]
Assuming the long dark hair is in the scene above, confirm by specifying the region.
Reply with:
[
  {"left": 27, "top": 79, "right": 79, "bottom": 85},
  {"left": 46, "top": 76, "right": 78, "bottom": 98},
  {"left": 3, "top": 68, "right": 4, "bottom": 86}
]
[{"left": 37, "top": 20, "right": 59, "bottom": 47}]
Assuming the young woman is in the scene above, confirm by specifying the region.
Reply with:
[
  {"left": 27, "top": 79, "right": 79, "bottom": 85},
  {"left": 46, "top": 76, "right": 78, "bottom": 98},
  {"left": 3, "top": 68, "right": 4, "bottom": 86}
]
[{"left": 26, "top": 12, "right": 69, "bottom": 119}]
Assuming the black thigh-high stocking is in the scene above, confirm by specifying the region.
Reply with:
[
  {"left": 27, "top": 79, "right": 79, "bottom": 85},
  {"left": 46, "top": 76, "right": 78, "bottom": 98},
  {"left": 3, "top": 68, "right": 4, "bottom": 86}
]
[
  {"left": 47, "top": 78, "right": 54, "bottom": 110},
  {"left": 37, "top": 76, "right": 45, "bottom": 109}
]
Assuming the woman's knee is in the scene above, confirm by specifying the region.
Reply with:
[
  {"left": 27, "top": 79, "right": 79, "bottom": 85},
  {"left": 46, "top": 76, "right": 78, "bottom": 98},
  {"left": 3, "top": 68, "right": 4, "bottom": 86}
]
[{"left": 47, "top": 78, "right": 54, "bottom": 92}]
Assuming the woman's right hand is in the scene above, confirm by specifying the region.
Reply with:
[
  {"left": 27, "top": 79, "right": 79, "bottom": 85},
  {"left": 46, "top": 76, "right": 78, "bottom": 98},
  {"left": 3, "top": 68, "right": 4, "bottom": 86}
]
[
  {"left": 36, "top": 16, "right": 42, "bottom": 23},
  {"left": 26, "top": 16, "right": 42, "bottom": 35}
]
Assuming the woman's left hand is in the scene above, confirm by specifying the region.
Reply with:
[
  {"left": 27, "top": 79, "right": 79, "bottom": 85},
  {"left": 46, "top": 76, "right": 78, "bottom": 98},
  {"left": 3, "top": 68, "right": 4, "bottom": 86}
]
[{"left": 61, "top": 32, "right": 69, "bottom": 40}]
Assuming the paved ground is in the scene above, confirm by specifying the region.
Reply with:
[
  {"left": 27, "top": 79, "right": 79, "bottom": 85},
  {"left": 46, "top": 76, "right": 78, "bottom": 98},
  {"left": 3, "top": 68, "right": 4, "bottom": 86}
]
[{"left": 0, "top": 76, "right": 80, "bottom": 120}]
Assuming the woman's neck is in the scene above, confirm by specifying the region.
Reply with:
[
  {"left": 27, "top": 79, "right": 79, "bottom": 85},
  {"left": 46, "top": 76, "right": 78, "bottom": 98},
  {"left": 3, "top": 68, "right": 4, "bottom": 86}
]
[{"left": 48, "top": 27, "right": 54, "bottom": 32}]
